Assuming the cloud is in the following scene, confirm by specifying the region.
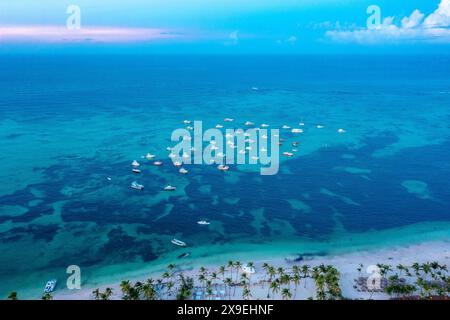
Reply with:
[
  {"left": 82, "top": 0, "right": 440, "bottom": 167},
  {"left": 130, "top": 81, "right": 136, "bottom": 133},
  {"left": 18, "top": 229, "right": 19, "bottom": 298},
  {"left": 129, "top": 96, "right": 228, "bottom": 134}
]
[
  {"left": 326, "top": 0, "right": 450, "bottom": 44},
  {"left": 0, "top": 25, "right": 183, "bottom": 43},
  {"left": 224, "top": 30, "right": 239, "bottom": 46}
]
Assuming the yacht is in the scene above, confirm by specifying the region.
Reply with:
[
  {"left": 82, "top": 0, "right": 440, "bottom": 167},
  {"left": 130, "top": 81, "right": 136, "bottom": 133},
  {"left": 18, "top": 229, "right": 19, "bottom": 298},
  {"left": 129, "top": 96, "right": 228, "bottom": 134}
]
[
  {"left": 131, "top": 181, "right": 144, "bottom": 190},
  {"left": 179, "top": 168, "right": 189, "bottom": 174},
  {"left": 283, "top": 152, "right": 294, "bottom": 157},
  {"left": 224, "top": 118, "right": 234, "bottom": 122},
  {"left": 132, "top": 160, "right": 140, "bottom": 167},
  {"left": 244, "top": 121, "right": 254, "bottom": 126},
  {"left": 197, "top": 220, "right": 210, "bottom": 225},
  {"left": 132, "top": 168, "right": 141, "bottom": 174},
  {"left": 338, "top": 128, "right": 346, "bottom": 134},
  {"left": 164, "top": 185, "right": 176, "bottom": 191},
  {"left": 217, "top": 165, "right": 230, "bottom": 171},
  {"left": 291, "top": 128, "right": 303, "bottom": 134},
  {"left": 171, "top": 238, "right": 187, "bottom": 247},
  {"left": 153, "top": 161, "right": 163, "bottom": 166},
  {"left": 44, "top": 279, "right": 57, "bottom": 293},
  {"left": 145, "top": 153, "right": 155, "bottom": 160}
]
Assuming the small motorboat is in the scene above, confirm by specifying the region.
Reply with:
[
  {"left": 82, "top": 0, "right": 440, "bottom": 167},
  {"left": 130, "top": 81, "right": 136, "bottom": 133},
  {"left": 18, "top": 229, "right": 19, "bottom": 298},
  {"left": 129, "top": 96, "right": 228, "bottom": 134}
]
[
  {"left": 44, "top": 279, "right": 57, "bottom": 293},
  {"left": 106, "top": 177, "right": 112, "bottom": 181},
  {"left": 224, "top": 118, "right": 234, "bottom": 122},
  {"left": 291, "top": 128, "right": 303, "bottom": 134},
  {"left": 153, "top": 161, "right": 163, "bottom": 166},
  {"left": 282, "top": 125, "right": 291, "bottom": 129},
  {"left": 218, "top": 165, "right": 230, "bottom": 171},
  {"left": 164, "top": 185, "right": 176, "bottom": 191},
  {"left": 178, "top": 252, "right": 190, "bottom": 259},
  {"left": 283, "top": 152, "right": 294, "bottom": 157},
  {"left": 145, "top": 153, "right": 155, "bottom": 160},
  {"left": 245, "top": 121, "right": 254, "bottom": 126},
  {"left": 216, "top": 124, "right": 223, "bottom": 129},
  {"left": 131, "top": 181, "right": 144, "bottom": 190},
  {"left": 197, "top": 220, "right": 210, "bottom": 225},
  {"left": 316, "top": 125, "right": 324, "bottom": 129},
  {"left": 183, "top": 120, "right": 191, "bottom": 124},
  {"left": 299, "top": 122, "right": 305, "bottom": 126},
  {"left": 132, "top": 168, "right": 141, "bottom": 174},
  {"left": 132, "top": 160, "right": 140, "bottom": 167},
  {"left": 179, "top": 168, "right": 188, "bottom": 174},
  {"left": 251, "top": 87, "right": 259, "bottom": 91},
  {"left": 186, "top": 126, "right": 194, "bottom": 131},
  {"left": 261, "top": 123, "right": 269, "bottom": 128},
  {"left": 292, "top": 142, "right": 299, "bottom": 147},
  {"left": 173, "top": 161, "right": 182, "bottom": 167},
  {"left": 338, "top": 128, "right": 346, "bottom": 134},
  {"left": 171, "top": 238, "right": 187, "bottom": 247}
]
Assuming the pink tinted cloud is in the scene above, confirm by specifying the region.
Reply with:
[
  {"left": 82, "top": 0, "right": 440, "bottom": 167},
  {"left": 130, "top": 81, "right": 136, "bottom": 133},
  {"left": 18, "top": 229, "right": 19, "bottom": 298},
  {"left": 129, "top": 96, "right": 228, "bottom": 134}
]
[{"left": 0, "top": 25, "right": 184, "bottom": 43}]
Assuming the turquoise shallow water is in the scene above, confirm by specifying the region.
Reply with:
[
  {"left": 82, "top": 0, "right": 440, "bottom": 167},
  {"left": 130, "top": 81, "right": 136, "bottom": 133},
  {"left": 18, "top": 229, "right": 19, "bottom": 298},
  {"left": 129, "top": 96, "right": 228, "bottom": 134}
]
[{"left": 0, "top": 55, "right": 450, "bottom": 298}]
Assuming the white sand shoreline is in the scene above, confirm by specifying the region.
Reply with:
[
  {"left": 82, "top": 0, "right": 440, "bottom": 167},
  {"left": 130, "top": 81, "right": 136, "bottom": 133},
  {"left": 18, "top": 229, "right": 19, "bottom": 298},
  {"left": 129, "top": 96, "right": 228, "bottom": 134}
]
[{"left": 52, "top": 239, "right": 450, "bottom": 300}]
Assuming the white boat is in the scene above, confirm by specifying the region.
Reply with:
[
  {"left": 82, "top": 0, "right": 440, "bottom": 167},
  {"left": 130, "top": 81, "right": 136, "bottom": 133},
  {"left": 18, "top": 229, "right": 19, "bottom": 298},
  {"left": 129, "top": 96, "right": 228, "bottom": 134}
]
[
  {"left": 106, "top": 177, "right": 112, "bottom": 181},
  {"left": 132, "top": 160, "right": 140, "bottom": 167},
  {"left": 132, "top": 168, "right": 141, "bottom": 174},
  {"left": 261, "top": 123, "right": 269, "bottom": 128},
  {"left": 316, "top": 125, "right": 324, "bottom": 129},
  {"left": 215, "top": 124, "right": 223, "bottom": 129},
  {"left": 173, "top": 161, "right": 182, "bottom": 167},
  {"left": 224, "top": 118, "right": 234, "bottom": 122},
  {"left": 283, "top": 152, "right": 294, "bottom": 157},
  {"left": 44, "top": 279, "right": 57, "bottom": 293},
  {"left": 282, "top": 125, "right": 291, "bottom": 129},
  {"left": 217, "top": 164, "right": 230, "bottom": 171},
  {"left": 131, "top": 181, "right": 144, "bottom": 190},
  {"left": 251, "top": 87, "right": 259, "bottom": 91},
  {"left": 164, "top": 185, "right": 176, "bottom": 191},
  {"left": 299, "top": 122, "right": 305, "bottom": 126},
  {"left": 197, "top": 220, "right": 210, "bottom": 225},
  {"left": 179, "top": 168, "right": 188, "bottom": 174},
  {"left": 153, "top": 161, "right": 163, "bottom": 166},
  {"left": 291, "top": 128, "right": 303, "bottom": 134},
  {"left": 145, "top": 153, "right": 155, "bottom": 160},
  {"left": 183, "top": 120, "right": 191, "bottom": 124},
  {"left": 338, "top": 128, "right": 346, "bottom": 134},
  {"left": 171, "top": 238, "right": 187, "bottom": 247},
  {"left": 244, "top": 121, "right": 254, "bottom": 126},
  {"left": 186, "top": 126, "right": 194, "bottom": 131}
]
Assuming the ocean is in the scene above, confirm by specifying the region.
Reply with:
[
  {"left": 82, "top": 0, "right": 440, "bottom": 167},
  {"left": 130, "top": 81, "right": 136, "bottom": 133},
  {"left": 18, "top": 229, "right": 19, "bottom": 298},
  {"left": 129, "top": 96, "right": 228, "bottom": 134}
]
[{"left": 0, "top": 55, "right": 449, "bottom": 298}]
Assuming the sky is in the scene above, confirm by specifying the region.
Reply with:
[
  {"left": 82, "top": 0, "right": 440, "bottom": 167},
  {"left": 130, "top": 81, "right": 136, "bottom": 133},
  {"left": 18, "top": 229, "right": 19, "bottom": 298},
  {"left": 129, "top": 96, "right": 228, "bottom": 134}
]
[{"left": 0, "top": 0, "right": 450, "bottom": 54}]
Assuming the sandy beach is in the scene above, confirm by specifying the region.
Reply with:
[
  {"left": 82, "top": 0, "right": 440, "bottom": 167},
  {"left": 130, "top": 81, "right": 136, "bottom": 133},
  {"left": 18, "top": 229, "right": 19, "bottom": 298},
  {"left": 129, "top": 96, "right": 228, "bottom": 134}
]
[{"left": 52, "top": 239, "right": 450, "bottom": 300}]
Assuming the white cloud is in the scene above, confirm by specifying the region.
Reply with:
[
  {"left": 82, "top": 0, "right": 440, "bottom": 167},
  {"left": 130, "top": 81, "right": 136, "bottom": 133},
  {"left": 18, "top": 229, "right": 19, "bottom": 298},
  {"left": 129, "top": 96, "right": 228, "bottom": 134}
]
[
  {"left": 287, "top": 35, "right": 297, "bottom": 43},
  {"left": 326, "top": 0, "right": 450, "bottom": 44}
]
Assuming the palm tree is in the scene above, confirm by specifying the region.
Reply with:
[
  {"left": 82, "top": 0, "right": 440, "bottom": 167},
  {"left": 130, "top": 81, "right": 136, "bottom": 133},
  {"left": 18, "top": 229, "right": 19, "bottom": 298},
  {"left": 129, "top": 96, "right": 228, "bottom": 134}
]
[
  {"left": 103, "top": 287, "right": 113, "bottom": 300},
  {"left": 198, "top": 273, "right": 206, "bottom": 292},
  {"left": 291, "top": 273, "right": 301, "bottom": 299},
  {"left": 224, "top": 277, "right": 232, "bottom": 300},
  {"left": 281, "top": 288, "right": 292, "bottom": 300},
  {"left": 234, "top": 261, "right": 242, "bottom": 283},
  {"left": 7, "top": 292, "right": 18, "bottom": 300},
  {"left": 120, "top": 280, "right": 132, "bottom": 300},
  {"left": 270, "top": 280, "right": 280, "bottom": 300},
  {"left": 242, "top": 286, "right": 252, "bottom": 300},
  {"left": 227, "top": 261, "right": 234, "bottom": 280},
  {"left": 218, "top": 266, "right": 226, "bottom": 281},
  {"left": 262, "top": 263, "right": 270, "bottom": 283},
  {"left": 301, "top": 265, "right": 310, "bottom": 288},
  {"left": 92, "top": 288, "right": 101, "bottom": 300},
  {"left": 41, "top": 293, "right": 53, "bottom": 300}
]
